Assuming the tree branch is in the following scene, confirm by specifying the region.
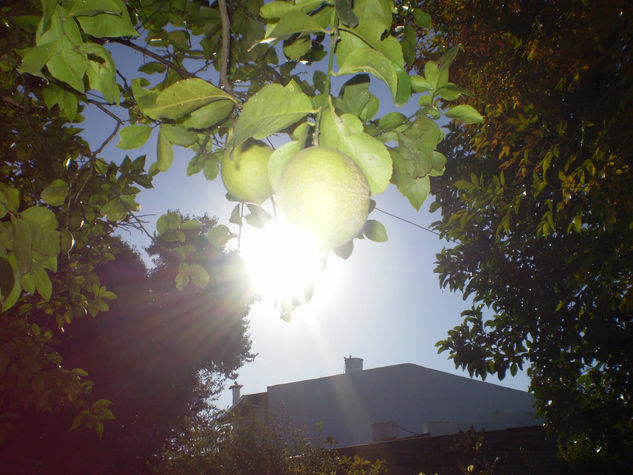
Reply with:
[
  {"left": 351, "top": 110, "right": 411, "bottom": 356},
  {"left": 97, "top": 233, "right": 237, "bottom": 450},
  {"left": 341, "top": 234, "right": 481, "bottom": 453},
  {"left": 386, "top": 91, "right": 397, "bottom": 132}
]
[
  {"left": 110, "top": 38, "right": 191, "bottom": 78},
  {"left": 218, "top": 0, "right": 233, "bottom": 93}
]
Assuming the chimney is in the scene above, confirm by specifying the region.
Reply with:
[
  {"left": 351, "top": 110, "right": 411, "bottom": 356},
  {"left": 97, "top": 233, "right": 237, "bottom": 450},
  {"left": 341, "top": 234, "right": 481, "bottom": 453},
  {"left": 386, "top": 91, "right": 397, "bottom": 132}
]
[
  {"left": 344, "top": 355, "right": 363, "bottom": 374},
  {"left": 229, "top": 382, "right": 243, "bottom": 406}
]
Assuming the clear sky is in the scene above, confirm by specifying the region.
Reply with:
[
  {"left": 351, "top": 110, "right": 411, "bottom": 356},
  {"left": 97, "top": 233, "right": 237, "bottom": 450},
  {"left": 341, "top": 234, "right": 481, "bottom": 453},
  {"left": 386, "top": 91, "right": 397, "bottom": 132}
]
[{"left": 80, "top": 44, "right": 531, "bottom": 412}]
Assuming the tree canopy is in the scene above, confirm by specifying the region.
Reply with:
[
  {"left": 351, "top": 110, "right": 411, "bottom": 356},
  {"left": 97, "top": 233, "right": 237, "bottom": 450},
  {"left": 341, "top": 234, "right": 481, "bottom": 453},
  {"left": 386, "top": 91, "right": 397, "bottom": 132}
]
[
  {"left": 0, "top": 216, "right": 254, "bottom": 472},
  {"left": 1, "top": 0, "right": 479, "bottom": 452},
  {"left": 424, "top": 0, "right": 633, "bottom": 468}
]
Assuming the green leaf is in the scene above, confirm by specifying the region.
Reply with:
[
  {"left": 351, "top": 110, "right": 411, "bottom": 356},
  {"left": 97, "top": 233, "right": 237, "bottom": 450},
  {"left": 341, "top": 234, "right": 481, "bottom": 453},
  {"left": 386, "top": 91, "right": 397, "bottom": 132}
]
[
  {"left": 244, "top": 204, "right": 272, "bottom": 228},
  {"left": 333, "top": 240, "right": 353, "bottom": 259},
  {"left": 46, "top": 42, "right": 87, "bottom": 92},
  {"left": 138, "top": 61, "right": 167, "bottom": 74},
  {"left": 77, "top": 9, "right": 138, "bottom": 38},
  {"left": 363, "top": 219, "right": 388, "bottom": 242},
  {"left": 438, "top": 46, "right": 460, "bottom": 87},
  {"left": 335, "top": 0, "right": 358, "bottom": 27},
  {"left": 157, "top": 125, "right": 173, "bottom": 172},
  {"left": 231, "top": 81, "right": 315, "bottom": 148},
  {"left": 402, "top": 24, "right": 417, "bottom": 66},
  {"left": 265, "top": 11, "right": 325, "bottom": 41},
  {"left": 436, "top": 83, "right": 472, "bottom": 101},
  {"left": 320, "top": 107, "right": 392, "bottom": 195},
  {"left": 229, "top": 204, "right": 242, "bottom": 225},
  {"left": 181, "top": 219, "right": 201, "bottom": 231},
  {"left": 353, "top": 0, "right": 392, "bottom": 31},
  {"left": 410, "top": 74, "right": 433, "bottom": 93},
  {"left": 268, "top": 140, "right": 302, "bottom": 191},
  {"left": 189, "top": 263, "right": 210, "bottom": 288},
  {"left": 69, "top": 0, "right": 123, "bottom": 16},
  {"left": 181, "top": 100, "right": 234, "bottom": 129},
  {"left": 0, "top": 184, "right": 20, "bottom": 216},
  {"left": 203, "top": 157, "right": 219, "bottom": 181},
  {"left": 413, "top": 9, "right": 431, "bottom": 28},
  {"left": 391, "top": 148, "right": 431, "bottom": 210},
  {"left": 378, "top": 112, "right": 407, "bottom": 131},
  {"left": 143, "top": 78, "right": 236, "bottom": 120},
  {"left": 207, "top": 225, "right": 235, "bottom": 247},
  {"left": 337, "top": 47, "right": 399, "bottom": 104},
  {"left": 161, "top": 229, "right": 185, "bottom": 243},
  {"left": 162, "top": 124, "right": 198, "bottom": 147},
  {"left": 424, "top": 60, "right": 440, "bottom": 92},
  {"left": 117, "top": 125, "right": 152, "bottom": 150},
  {"left": 394, "top": 63, "right": 412, "bottom": 106},
  {"left": 156, "top": 212, "right": 182, "bottom": 234},
  {"left": 260, "top": 1, "right": 295, "bottom": 19},
  {"left": 167, "top": 30, "right": 189, "bottom": 51},
  {"left": 41, "top": 179, "right": 68, "bottom": 206},
  {"left": 283, "top": 35, "right": 312, "bottom": 61},
  {"left": 334, "top": 74, "right": 379, "bottom": 121},
  {"left": 31, "top": 264, "right": 52, "bottom": 300},
  {"left": 18, "top": 41, "right": 60, "bottom": 78},
  {"left": 82, "top": 42, "right": 119, "bottom": 104},
  {"left": 430, "top": 151, "right": 447, "bottom": 175},
  {"left": 445, "top": 105, "right": 484, "bottom": 124},
  {"left": 100, "top": 199, "right": 127, "bottom": 221},
  {"left": 22, "top": 206, "right": 58, "bottom": 231}
]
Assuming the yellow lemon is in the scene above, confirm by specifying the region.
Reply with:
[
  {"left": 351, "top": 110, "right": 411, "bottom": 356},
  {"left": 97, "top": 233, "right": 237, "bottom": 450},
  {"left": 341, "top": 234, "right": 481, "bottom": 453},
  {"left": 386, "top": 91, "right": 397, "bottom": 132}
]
[
  {"left": 221, "top": 140, "right": 273, "bottom": 204},
  {"left": 276, "top": 146, "right": 370, "bottom": 250}
]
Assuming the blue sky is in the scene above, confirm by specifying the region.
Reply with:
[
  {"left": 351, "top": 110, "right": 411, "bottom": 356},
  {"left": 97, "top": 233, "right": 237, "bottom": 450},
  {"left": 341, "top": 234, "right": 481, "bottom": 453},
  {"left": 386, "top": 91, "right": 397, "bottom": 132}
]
[{"left": 81, "top": 44, "right": 531, "bottom": 411}]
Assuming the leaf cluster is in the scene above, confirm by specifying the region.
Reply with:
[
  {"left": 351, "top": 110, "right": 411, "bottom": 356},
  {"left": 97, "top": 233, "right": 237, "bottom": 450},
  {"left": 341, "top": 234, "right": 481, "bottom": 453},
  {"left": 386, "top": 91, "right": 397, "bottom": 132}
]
[{"left": 424, "top": 0, "right": 633, "bottom": 468}]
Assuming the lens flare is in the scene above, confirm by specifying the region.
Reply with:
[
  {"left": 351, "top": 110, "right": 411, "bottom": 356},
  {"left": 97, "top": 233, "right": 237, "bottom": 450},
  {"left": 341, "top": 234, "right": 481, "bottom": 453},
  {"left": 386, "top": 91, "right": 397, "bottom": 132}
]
[{"left": 239, "top": 222, "right": 326, "bottom": 305}]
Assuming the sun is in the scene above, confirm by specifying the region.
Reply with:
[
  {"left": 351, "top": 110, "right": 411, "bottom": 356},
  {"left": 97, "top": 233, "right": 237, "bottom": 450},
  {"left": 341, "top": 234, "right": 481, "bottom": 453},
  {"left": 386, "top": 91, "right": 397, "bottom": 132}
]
[{"left": 238, "top": 221, "right": 331, "bottom": 308}]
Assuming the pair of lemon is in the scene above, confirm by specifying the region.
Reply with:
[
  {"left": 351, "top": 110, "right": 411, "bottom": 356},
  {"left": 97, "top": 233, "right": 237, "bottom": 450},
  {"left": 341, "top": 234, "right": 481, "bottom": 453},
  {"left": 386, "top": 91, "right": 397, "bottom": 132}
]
[{"left": 221, "top": 141, "right": 370, "bottom": 251}]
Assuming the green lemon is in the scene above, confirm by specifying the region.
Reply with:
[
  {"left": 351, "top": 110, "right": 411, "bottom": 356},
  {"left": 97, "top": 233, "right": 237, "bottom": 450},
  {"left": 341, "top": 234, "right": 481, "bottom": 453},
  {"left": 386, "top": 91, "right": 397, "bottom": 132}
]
[
  {"left": 276, "top": 146, "right": 370, "bottom": 250},
  {"left": 221, "top": 140, "right": 273, "bottom": 204}
]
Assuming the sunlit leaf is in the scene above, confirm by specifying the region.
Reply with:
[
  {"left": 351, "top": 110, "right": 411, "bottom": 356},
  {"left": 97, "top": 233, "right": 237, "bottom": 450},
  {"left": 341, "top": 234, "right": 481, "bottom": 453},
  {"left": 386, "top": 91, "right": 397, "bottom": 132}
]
[
  {"left": 117, "top": 125, "right": 152, "bottom": 150},
  {"left": 445, "top": 104, "right": 484, "bottom": 124},
  {"left": 100, "top": 199, "right": 127, "bottom": 221},
  {"left": 231, "top": 81, "right": 315, "bottom": 148},
  {"left": 77, "top": 9, "right": 138, "bottom": 38},
  {"left": 157, "top": 125, "right": 173, "bottom": 172},
  {"left": 268, "top": 140, "right": 302, "bottom": 191},
  {"left": 337, "top": 47, "right": 399, "bottom": 104},
  {"left": 207, "top": 225, "right": 235, "bottom": 247},
  {"left": 264, "top": 11, "right": 325, "bottom": 40},
  {"left": 320, "top": 107, "right": 392, "bottom": 195},
  {"left": 143, "top": 78, "right": 236, "bottom": 120},
  {"left": 181, "top": 100, "right": 234, "bottom": 129}
]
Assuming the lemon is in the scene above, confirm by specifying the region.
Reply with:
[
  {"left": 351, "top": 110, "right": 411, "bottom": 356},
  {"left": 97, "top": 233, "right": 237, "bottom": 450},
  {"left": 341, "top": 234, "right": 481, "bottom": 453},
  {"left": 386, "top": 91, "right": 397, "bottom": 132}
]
[
  {"left": 221, "top": 140, "right": 273, "bottom": 204},
  {"left": 276, "top": 146, "right": 370, "bottom": 250}
]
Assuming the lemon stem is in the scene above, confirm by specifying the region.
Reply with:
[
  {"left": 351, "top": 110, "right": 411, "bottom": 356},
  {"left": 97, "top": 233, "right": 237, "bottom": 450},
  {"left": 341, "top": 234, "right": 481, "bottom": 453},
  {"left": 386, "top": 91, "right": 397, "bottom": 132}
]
[{"left": 314, "top": 21, "right": 339, "bottom": 146}]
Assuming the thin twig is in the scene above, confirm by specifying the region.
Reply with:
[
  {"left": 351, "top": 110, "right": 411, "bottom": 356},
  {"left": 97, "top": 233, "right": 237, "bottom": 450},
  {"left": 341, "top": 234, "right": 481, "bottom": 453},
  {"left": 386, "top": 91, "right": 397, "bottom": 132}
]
[
  {"left": 127, "top": 212, "right": 156, "bottom": 241},
  {"left": 111, "top": 38, "right": 191, "bottom": 78},
  {"left": 218, "top": 0, "right": 233, "bottom": 93}
]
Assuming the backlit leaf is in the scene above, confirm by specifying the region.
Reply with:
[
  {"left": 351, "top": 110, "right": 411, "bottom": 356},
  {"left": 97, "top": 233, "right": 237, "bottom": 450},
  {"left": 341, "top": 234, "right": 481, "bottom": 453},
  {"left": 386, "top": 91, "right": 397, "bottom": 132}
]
[
  {"left": 445, "top": 105, "right": 484, "bottom": 124},
  {"left": 363, "top": 219, "right": 388, "bottom": 242},
  {"left": 143, "top": 78, "right": 236, "bottom": 120},
  {"left": 268, "top": 140, "right": 302, "bottom": 191},
  {"left": 117, "top": 125, "right": 152, "bottom": 150},
  {"left": 320, "top": 107, "right": 392, "bottom": 195},
  {"left": 157, "top": 125, "right": 173, "bottom": 172},
  {"left": 231, "top": 81, "right": 315, "bottom": 148}
]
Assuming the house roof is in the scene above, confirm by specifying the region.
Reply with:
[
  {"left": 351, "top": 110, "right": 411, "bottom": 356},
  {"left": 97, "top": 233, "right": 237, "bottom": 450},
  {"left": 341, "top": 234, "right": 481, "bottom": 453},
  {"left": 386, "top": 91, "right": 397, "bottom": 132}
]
[{"left": 234, "top": 362, "right": 541, "bottom": 447}]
